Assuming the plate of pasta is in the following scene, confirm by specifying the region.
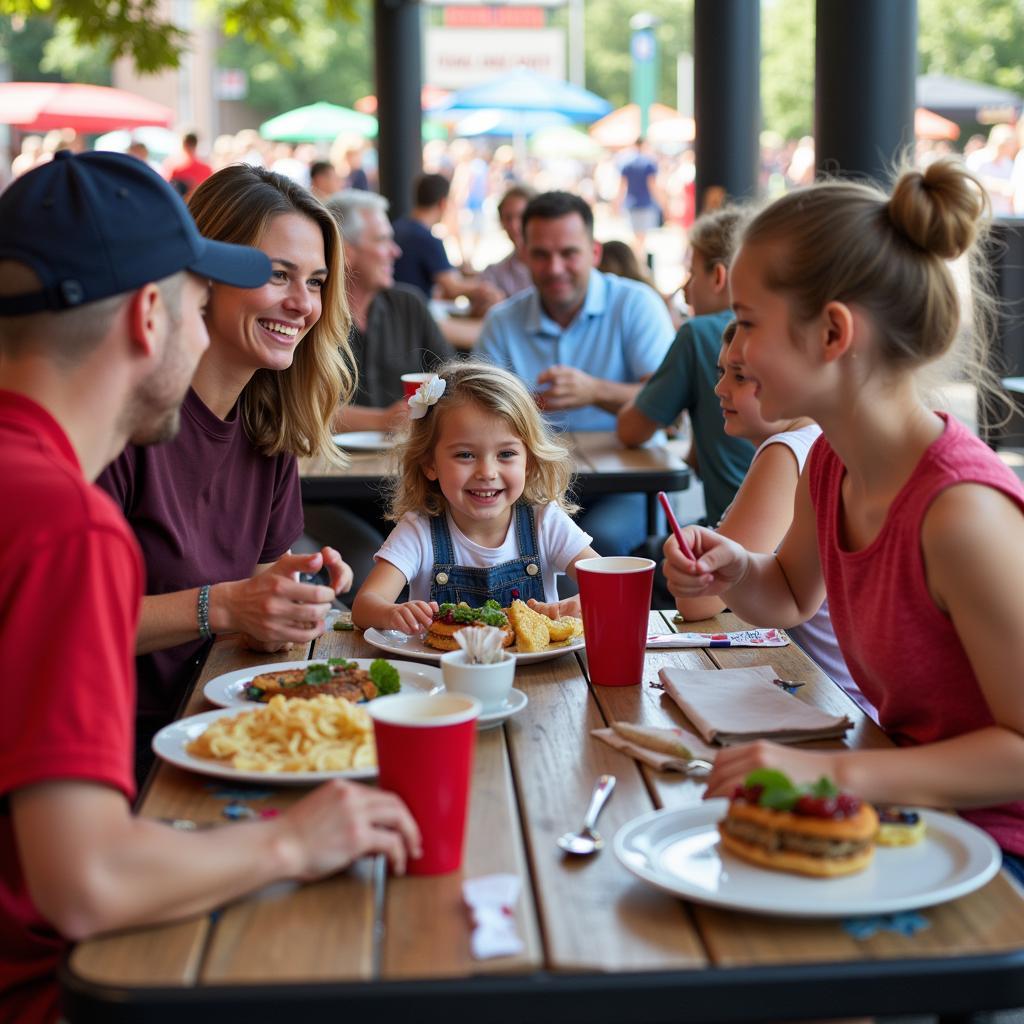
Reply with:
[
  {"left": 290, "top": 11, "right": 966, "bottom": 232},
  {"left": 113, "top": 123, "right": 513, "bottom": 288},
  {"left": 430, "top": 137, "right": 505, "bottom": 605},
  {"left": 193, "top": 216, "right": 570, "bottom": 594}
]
[{"left": 152, "top": 694, "right": 378, "bottom": 784}]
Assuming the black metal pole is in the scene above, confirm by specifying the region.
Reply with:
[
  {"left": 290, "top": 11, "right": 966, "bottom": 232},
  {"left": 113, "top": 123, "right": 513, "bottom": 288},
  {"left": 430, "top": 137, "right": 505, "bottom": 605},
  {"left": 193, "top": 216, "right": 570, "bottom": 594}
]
[
  {"left": 693, "top": 0, "right": 760, "bottom": 210},
  {"left": 374, "top": 0, "right": 423, "bottom": 220},
  {"left": 815, "top": 0, "right": 917, "bottom": 184}
]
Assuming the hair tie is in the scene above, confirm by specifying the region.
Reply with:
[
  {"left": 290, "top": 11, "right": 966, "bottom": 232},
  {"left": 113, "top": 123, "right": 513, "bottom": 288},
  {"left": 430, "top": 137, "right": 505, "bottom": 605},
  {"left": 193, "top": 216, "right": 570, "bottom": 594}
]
[{"left": 408, "top": 374, "right": 446, "bottom": 419}]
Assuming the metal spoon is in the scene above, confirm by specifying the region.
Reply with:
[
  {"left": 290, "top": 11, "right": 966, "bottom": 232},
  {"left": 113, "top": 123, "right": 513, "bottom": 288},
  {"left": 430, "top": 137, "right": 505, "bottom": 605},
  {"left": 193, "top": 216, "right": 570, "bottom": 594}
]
[
  {"left": 684, "top": 758, "right": 714, "bottom": 777},
  {"left": 557, "top": 774, "right": 616, "bottom": 856}
]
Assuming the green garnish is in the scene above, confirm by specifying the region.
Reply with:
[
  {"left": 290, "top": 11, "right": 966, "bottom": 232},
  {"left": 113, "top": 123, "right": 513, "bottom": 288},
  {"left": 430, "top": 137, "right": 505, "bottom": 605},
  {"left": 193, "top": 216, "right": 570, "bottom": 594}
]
[
  {"left": 333, "top": 620, "right": 355, "bottom": 631},
  {"left": 328, "top": 657, "right": 354, "bottom": 668},
  {"left": 438, "top": 601, "right": 508, "bottom": 626},
  {"left": 304, "top": 663, "right": 332, "bottom": 685},
  {"left": 245, "top": 685, "right": 266, "bottom": 701},
  {"left": 369, "top": 658, "right": 401, "bottom": 695},
  {"left": 742, "top": 770, "right": 841, "bottom": 810}
]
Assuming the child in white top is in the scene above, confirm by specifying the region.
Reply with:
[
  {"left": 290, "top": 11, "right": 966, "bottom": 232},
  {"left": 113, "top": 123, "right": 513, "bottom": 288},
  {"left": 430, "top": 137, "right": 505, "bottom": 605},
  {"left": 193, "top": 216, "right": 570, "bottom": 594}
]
[
  {"left": 672, "top": 327, "right": 871, "bottom": 717},
  {"left": 352, "top": 362, "right": 598, "bottom": 634}
]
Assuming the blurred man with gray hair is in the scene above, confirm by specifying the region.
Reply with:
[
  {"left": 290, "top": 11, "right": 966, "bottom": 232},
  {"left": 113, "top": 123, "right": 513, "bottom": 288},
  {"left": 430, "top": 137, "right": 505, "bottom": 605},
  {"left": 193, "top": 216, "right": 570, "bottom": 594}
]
[{"left": 328, "top": 190, "right": 454, "bottom": 432}]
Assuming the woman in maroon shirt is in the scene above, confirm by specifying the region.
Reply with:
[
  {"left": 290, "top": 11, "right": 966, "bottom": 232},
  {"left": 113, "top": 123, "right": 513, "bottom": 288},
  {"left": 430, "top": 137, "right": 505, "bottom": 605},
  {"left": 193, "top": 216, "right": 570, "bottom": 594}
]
[{"left": 100, "top": 165, "right": 357, "bottom": 763}]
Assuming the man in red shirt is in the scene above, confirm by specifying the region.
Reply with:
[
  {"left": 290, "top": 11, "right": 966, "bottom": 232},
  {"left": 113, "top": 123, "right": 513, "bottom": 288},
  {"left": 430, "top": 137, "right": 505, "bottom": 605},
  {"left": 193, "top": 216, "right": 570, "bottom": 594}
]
[
  {"left": 0, "top": 152, "right": 419, "bottom": 1023},
  {"left": 163, "top": 130, "right": 214, "bottom": 195}
]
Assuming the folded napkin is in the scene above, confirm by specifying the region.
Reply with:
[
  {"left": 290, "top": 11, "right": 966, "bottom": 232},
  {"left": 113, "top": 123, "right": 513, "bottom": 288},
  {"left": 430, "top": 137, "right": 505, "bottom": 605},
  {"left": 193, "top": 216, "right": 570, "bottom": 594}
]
[
  {"left": 646, "top": 628, "right": 789, "bottom": 649},
  {"left": 463, "top": 874, "right": 524, "bottom": 959},
  {"left": 592, "top": 722, "right": 717, "bottom": 772},
  {"left": 659, "top": 664, "right": 853, "bottom": 746}
]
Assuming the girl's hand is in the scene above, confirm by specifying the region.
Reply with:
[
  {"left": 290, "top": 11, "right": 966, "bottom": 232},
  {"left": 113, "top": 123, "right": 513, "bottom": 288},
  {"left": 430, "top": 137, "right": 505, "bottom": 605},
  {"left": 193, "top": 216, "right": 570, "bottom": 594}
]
[
  {"left": 385, "top": 600, "right": 437, "bottom": 635},
  {"left": 703, "top": 741, "right": 842, "bottom": 800},
  {"left": 527, "top": 596, "right": 581, "bottom": 620},
  {"left": 211, "top": 553, "right": 334, "bottom": 644},
  {"left": 662, "top": 528, "right": 749, "bottom": 599}
]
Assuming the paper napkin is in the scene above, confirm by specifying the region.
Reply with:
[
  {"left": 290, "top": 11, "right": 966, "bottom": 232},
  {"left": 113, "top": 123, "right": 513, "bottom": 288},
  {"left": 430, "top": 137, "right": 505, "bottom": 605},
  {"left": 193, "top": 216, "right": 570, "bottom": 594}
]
[
  {"left": 659, "top": 664, "right": 852, "bottom": 746},
  {"left": 463, "top": 874, "right": 524, "bottom": 959},
  {"left": 592, "top": 722, "right": 717, "bottom": 772}
]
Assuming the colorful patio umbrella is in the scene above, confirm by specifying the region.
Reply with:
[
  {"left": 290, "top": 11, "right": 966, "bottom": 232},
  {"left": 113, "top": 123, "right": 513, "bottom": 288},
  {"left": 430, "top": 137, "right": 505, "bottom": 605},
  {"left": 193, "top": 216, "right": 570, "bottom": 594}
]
[
  {"left": 259, "top": 101, "right": 378, "bottom": 142},
  {"left": 0, "top": 81, "right": 173, "bottom": 133},
  {"left": 589, "top": 103, "right": 692, "bottom": 149},
  {"left": 94, "top": 125, "right": 179, "bottom": 160},
  {"left": 914, "top": 107, "right": 960, "bottom": 141},
  {"left": 530, "top": 124, "right": 605, "bottom": 162},
  {"left": 430, "top": 68, "right": 612, "bottom": 124},
  {"left": 453, "top": 108, "right": 571, "bottom": 138},
  {"left": 354, "top": 85, "right": 450, "bottom": 114}
]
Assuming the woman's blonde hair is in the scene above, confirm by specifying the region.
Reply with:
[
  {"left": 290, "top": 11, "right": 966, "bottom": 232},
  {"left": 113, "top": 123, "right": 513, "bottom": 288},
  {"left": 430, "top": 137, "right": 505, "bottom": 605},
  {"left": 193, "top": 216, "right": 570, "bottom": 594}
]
[
  {"left": 387, "top": 361, "right": 578, "bottom": 522},
  {"left": 740, "top": 158, "right": 997, "bottom": 404},
  {"left": 188, "top": 165, "right": 355, "bottom": 462},
  {"left": 688, "top": 205, "right": 750, "bottom": 271}
]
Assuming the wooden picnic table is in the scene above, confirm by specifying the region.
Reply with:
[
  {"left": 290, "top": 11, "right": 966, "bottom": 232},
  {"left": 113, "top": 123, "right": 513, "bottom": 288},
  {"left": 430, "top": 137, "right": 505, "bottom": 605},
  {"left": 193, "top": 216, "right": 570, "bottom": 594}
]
[
  {"left": 63, "top": 612, "right": 1024, "bottom": 1023},
  {"left": 302, "top": 431, "right": 691, "bottom": 536}
]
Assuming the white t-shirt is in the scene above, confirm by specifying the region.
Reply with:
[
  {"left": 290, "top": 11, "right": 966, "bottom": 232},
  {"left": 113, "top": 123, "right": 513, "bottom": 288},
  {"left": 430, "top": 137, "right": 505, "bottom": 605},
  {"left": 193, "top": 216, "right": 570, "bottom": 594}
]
[
  {"left": 376, "top": 502, "right": 593, "bottom": 603},
  {"left": 754, "top": 425, "right": 876, "bottom": 721}
]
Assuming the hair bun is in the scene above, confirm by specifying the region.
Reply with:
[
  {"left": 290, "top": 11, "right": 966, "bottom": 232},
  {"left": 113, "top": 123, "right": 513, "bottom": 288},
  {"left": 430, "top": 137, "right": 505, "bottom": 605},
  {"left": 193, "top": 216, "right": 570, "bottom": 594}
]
[{"left": 886, "top": 159, "right": 988, "bottom": 260}]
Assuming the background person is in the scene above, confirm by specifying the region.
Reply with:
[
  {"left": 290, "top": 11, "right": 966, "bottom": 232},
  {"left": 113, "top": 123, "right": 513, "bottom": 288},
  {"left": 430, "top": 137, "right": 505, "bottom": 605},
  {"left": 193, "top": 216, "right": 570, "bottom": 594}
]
[
  {"left": 392, "top": 172, "right": 501, "bottom": 308},
  {"left": 617, "top": 206, "right": 755, "bottom": 528},
  {"left": 476, "top": 183, "right": 536, "bottom": 310},
  {"left": 0, "top": 151, "right": 419, "bottom": 1024},
  {"left": 99, "top": 165, "right": 356, "bottom": 778},
  {"left": 477, "top": 190, "right": 674, "bottom": 557}
]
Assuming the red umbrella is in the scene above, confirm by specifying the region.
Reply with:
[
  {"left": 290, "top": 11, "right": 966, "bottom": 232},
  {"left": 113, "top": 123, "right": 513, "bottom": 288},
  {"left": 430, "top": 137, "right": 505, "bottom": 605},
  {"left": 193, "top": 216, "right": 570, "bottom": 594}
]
[
  {"left": 915, "top": 106, "right": 960, "bottom": 141},
  {"left": 0, "top": 81, "right": 174, "bottom": 133}
]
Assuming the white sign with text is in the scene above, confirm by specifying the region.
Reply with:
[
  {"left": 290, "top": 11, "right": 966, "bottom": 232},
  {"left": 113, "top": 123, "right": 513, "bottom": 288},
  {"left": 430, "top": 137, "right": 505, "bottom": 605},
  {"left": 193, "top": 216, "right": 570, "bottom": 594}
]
[{"left": 425, "top": 28, "right": 566, "bottom": 89}]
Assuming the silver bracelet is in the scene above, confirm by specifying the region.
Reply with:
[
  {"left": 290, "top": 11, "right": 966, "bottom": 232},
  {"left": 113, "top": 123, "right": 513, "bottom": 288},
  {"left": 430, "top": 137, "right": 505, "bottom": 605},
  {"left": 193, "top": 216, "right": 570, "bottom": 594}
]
[{"left": 197, "top": 584, "right": 213, "bottom": 639}]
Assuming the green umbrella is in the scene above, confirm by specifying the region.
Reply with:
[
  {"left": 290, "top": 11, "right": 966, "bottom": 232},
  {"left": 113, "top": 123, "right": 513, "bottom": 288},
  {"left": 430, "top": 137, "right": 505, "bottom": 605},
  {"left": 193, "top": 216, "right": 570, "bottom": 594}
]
[{"left": 259, "top": 101, "right": 378, "bottom": 142}]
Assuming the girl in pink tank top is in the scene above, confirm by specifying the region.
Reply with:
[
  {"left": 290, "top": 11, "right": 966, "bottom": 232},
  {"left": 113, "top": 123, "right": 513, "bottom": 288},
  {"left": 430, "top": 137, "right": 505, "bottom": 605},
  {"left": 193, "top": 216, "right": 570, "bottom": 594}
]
[{"left": 662, "top": 159, "right": 1024, "bottom": 857}]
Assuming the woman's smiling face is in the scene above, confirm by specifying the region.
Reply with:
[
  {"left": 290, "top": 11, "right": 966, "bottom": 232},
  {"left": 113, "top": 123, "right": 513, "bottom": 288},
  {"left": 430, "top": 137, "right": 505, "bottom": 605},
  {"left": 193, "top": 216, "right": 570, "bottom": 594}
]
[{"left": 205, "top": 212, "right": 327, "bottom": 373}]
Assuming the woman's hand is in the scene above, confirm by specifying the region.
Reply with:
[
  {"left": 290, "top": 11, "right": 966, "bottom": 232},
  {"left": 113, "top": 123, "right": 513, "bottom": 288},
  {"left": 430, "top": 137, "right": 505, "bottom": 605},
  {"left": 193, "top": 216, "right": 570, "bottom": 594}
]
[
  {"left": 318, "top": 546, "right": 354, "bottom": 596},
  {"left": 662, "top": 528, "right": 750, "bottom": 600},
  {"left": 278, "top": 779, "right": 422, "bottom": 879},
  {"left": 210, "top": 552, "right": 335, "bottom": 644},
  {"left": 384, "top": 600, "right": 438, "bottom": 635},
  {"left": 702, "top": 740, "right": 842, "bottom": 800}
]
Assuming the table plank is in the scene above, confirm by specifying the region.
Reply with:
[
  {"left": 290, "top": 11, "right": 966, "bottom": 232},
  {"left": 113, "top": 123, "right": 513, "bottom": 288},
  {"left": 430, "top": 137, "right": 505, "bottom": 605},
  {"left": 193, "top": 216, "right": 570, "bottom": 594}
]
[
  {"left": 189, "top": 628, "right": 377, "bottom": 983},
  {"left": 507, "top": 652, "right": 708, "bottom": 973}
]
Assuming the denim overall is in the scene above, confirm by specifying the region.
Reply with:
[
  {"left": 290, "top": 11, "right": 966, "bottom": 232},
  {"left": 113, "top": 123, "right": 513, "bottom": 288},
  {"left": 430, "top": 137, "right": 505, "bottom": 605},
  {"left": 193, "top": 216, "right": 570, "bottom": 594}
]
[{"left": 428, "top": 501, "right": 546, "bottom": 607}]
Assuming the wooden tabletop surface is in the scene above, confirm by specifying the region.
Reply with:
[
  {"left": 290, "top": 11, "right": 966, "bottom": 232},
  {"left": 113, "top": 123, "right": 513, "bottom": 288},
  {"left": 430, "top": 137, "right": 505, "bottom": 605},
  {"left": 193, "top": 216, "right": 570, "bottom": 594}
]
[{"left": 64, "top": 612, "right": 1024, "bottom": 1022}]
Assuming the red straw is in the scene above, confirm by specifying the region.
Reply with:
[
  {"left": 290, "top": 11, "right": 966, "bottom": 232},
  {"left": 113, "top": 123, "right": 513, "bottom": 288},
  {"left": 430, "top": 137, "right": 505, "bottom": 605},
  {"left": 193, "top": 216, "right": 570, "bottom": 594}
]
[{"left": 658, "top": 491, "right": 697, "bottom": 562}]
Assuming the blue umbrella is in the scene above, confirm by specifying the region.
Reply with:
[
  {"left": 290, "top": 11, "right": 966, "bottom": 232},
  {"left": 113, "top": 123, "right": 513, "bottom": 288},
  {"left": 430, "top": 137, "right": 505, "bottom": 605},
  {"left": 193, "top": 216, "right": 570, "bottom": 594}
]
[
  {"left": 452, "top": 108, "right": 572, "bottom": 138},
  {"left": 431, "top": 68, "right": 612, "bottom": 124}
]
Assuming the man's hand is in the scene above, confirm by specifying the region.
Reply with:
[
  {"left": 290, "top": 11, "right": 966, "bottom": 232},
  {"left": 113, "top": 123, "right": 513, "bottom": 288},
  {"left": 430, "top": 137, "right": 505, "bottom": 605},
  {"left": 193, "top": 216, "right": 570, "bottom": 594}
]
[{"left": 536, "top": 365, "right": 599, "bottom": 410}]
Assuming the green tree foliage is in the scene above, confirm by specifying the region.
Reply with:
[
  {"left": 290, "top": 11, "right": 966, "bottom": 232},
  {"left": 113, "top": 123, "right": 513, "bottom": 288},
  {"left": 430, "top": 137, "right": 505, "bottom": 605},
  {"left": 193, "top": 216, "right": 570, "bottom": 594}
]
[
  {"left": 217, "top": 0, "right": 371, "bottom": 117},
  {"left": 0, "top": 0, "right": 360, "bottom": 73},
  {"left": 917, "top": 0, "right": 1024, "bottom": 95},
  {"left": 761, "top": 0, "right": 814, "bottom": 140}
]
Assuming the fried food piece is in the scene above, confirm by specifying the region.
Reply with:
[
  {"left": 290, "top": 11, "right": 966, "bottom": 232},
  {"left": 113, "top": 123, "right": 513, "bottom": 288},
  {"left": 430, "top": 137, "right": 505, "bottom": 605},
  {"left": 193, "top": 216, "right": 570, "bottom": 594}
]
[
  {"left": 508, "top": 599, "right": 551, "bottom": 652},
  {"left": 547, "top": 615, "right": 583, "bottom": 641}
]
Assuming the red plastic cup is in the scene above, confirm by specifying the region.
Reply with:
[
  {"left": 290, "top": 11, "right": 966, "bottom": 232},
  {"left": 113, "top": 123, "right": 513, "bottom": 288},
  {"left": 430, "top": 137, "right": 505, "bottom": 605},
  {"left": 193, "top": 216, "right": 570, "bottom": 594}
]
[
  {"left": 368, "top": 693, "right": 480, "bottom": 875},
  {"left": 401, "top": 372, "right": 434, "bottom": 399},
  {"left": 576, "top": 556, "right": 655, "bottom": 687}
]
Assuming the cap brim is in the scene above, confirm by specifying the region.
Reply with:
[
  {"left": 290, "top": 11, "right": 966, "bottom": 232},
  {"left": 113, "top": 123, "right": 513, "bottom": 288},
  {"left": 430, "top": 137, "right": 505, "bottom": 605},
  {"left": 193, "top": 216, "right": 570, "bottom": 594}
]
[{"left": 188, "top": 238, "right": 272, "bottom": 289}]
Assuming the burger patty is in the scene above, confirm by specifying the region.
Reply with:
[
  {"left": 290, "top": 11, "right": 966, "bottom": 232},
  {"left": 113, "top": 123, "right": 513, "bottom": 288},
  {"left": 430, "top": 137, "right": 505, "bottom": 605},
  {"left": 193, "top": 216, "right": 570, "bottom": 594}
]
[{"left": 721, "top": 817, "right": 874, "bottom": 859}]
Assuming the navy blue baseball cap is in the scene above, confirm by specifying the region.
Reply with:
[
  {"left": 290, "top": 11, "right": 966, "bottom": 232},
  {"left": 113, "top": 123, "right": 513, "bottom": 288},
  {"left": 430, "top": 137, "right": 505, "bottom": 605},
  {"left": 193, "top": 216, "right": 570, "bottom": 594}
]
[{"left": 0, "top": 150, "right": 272, "bottom": 316}]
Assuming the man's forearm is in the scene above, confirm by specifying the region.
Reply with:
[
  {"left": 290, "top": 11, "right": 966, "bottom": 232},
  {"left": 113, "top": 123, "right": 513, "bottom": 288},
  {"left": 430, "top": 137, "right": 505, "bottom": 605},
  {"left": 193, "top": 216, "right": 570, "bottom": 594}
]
[{"left": 592, "top": 378, "right": 643, "bottom": 414}]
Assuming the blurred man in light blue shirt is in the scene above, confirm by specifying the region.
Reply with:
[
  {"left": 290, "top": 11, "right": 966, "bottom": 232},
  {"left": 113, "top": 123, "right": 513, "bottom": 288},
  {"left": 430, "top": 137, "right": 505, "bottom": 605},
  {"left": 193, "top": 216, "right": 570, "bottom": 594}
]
[{"left": 478, "top": 191, "right": 674, "bottom": 555}]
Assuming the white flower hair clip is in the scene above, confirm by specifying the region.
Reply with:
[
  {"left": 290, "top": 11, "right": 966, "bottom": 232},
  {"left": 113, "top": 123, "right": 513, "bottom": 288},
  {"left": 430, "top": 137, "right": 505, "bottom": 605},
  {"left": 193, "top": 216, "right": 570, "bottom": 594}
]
[{"left": 407, "top": 374, "right": 447, "bottom": 420}]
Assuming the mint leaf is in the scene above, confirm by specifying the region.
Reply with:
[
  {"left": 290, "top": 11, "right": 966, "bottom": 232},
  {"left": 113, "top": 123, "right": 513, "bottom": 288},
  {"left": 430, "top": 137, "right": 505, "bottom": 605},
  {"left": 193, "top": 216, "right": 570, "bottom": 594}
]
[
  {"left": 744, "top": 768, "right": 794, "bottom": 791},
  {"left": 328, "top": 657, "right": 354, "bottom": 668},
  {"left": 759, "top": 785, "right": 799, "bottom": 811},
  {"left": 369, "top": 659, "right": 401, "bottom": 695},
  {"left": 808, "top": 776, "right": 839, "bottom": 798}
]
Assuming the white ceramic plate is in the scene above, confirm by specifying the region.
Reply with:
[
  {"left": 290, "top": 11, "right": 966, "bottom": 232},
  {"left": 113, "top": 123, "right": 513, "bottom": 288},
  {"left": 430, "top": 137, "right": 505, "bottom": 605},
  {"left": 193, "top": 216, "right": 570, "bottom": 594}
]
[
  {"left": 477, "top": 688, "right": 528, "bottom": 731},
  {"left": 363, "top": 627, "right": 585, "bottom": 665},
  {"left": 331, "top": 430, "right": 393, "bottom": 451},
  {"left": 152, "top": 706, "right": 376, "bottom": 785},
  {"left": 203, "top": 658, "right": 444, "bottom": 708},
  {"left": 614, "top": 800, "right": 1001, "bottom": 918}
]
